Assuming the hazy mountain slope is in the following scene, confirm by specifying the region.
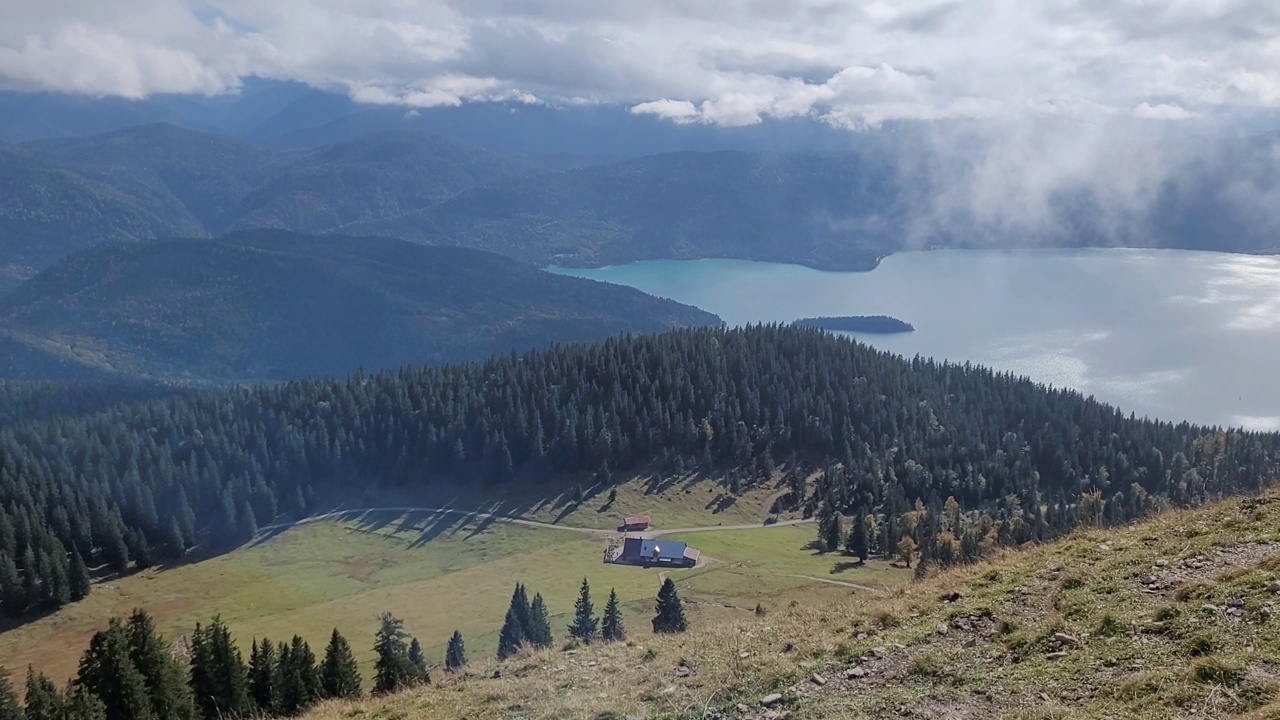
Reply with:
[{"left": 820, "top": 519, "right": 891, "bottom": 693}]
[
  {"left": 0, "top": 230, "right": 722, "bottom": 382},
  {"left": 0, "top": 149, "right": 201, "bottom": 289},
  {"left": 229, "top": 131, "right": 559, "bottom": 234},
  {"left": 350, "top": 150, "right": 905, "bottom": 270},
  {"left": 18, "top": 123, "right": 287, "bottom": 233}
]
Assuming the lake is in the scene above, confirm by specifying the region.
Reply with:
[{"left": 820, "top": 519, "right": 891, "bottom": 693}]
[{"left": 553, "top": 249, "right": 1280, "bottom": 431}]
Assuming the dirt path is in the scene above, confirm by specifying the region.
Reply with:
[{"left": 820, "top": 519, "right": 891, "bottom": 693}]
[
  {"left": 257, "top": 506, "right": 611, "bottom": 537},
  {"left": 258, "top": 507, "right": 813, "bottom": 539},
  {"left": 643, "top": 518, "right": 815, "bottom": 538},
  {"left": 787, "top": 574, "right": 888, "bottom": 594}
]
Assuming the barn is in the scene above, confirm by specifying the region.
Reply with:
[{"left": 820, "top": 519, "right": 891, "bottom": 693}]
[
  {"left": 613, "top": 538, "right": 699, "bottom": 568},
  {"left": 619, "top": 515, "right": 651, "bottom": 532}
]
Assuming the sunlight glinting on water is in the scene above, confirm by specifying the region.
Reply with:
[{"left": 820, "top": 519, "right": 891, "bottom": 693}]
[{"left": 555, "top": 249, "right": 1280, "bottom": 430}]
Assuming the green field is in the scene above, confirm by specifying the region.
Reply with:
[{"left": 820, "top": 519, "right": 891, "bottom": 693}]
[{"left": 0, "top": 490, "right": 905, "bottom": 686}]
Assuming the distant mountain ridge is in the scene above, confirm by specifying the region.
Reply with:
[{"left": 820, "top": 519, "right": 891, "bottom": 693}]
[
  {"left": 0, "top": 231, "right": 721, "bottom": 383},
  {"left": 5, "top": 120, "right": 1279, "bottom": 295},
  {"left": 1, "top": 124, "right": 584, "bottom": 287}
]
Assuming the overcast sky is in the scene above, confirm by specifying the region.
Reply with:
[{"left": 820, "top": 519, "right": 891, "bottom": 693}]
[{"left": 2, "top": 0, "right": 1279, "bottom": 127}]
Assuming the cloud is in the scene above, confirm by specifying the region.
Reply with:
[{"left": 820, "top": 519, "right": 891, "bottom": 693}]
[{"left": 2, "top": 0, "right": 1280, "bottom": 126}]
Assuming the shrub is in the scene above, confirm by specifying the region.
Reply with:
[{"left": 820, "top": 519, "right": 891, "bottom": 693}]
[
  {"left": 1192, "top": 657, "right": 1244, "bottom": 686},
  {"left": 1095, "top": 613, "right": 1125, "bottom": 637},
  {"left": 1173, "top": 581, "right": 1211, "bottom": 603},
  {"left": 1182, "top": 634, "right": 1214, "bottom": 657}
]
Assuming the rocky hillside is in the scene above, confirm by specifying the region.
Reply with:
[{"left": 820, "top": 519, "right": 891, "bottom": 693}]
[{"left": 300, "top": 490, "right": 1280, "bottom": 720}]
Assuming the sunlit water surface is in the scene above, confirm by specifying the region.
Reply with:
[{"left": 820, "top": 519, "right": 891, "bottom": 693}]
[{"left": 554, "top": 249, "right": 1280, "bottom": 430}]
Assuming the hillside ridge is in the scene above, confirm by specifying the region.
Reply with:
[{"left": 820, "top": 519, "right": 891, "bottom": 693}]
[
  {"left": 0, "top": 231, "right": 722, "bottom": 382},
  {"left": 299, "top": 489, "right": 1280, "bottom": 720}
]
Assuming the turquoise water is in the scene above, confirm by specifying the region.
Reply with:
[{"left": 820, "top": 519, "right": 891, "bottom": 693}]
[{"left": 553, "top": 249, "right": 1280, "bottom": 430}]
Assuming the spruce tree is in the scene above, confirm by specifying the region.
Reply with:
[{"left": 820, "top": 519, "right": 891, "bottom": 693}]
[
  {"left": 76, "top": 619, "right": 153, "bottom": 720},
  {"left": 0, "top": 555, "right": 23, "bottom": 617},
  {"left": 0, "top": 668, "right": 21, "bottom": 720},
  {"left": 24, "top": 667, "right": 62, "bottom": 720},
  {"left": 248, "top": 638, "right": 278, "bottom": 715},
  {"left": 444, "top": 631, "right": 466, "bottom": 672},
  {"left": 568, "top": 578, "right": 598, "bottom": 643},
  {"left": 125, "top": 609, "right": 194, "bottom": 720},
  {"left": 526, "top": 594, "right": 553, "bottom": 649},
  {"left": 407, "top": 639, "right": 427, "bottom": 676},
  {"left": 601, "top": 588, "right": 626, "bottom": 642},
  {"left": 848, "top": 512, "right": 870, "bottom": 562},
  {"left": 508, "top": 584, "right": 532, "bottom": 639},
  {"left": 372, "top": 614, "right": 418, "bottom": 694},
  {"left": 188, "top": 617, "right": 251, "bottom": 720},
  {"left": 319, "top": 629, "right": 361, "bottom": 700},
  {"left": 64, "top": 686, "right": 106, "bottom": 720},
  {"left": 496, "top": 605, "right": 525, "bottom": 660},
  {"left": 652, "top": 578, "right": 688, "bottom": 634},
  {"left": 277, "top": 635, "right": 319, "bottom": 716},
  {"left": 827, "top": 514, "right": 846, "bottom": 555}
]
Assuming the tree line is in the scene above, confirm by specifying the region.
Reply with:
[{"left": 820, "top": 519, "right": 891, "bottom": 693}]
[
  {"left": 0, "top": 576, "right": 689, "bottom": 720},
  {"left": 0, "top": 325, "right": 1275, "bottom": 617},
  {"left": 0, "top": 610, "right": 428, "bottom": 720},
  {"left": 496, "top": 576, "right": 686, "bottom": 661}
]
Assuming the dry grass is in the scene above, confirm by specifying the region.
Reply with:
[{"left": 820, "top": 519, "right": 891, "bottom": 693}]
[{"left": 301, "top": 490, "right": 1280, "bottom": 720}]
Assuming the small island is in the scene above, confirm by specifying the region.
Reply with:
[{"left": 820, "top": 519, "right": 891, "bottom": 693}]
[{"left": 791, "top": 315, "right": 916, "bottom": 334}]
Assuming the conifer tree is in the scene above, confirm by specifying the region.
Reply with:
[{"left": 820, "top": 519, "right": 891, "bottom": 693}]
[
  {"left": 277, "top": 636, "right": 319, "bottom": 715},
  {"left": 248, "top": 638, "right": 278, "bottom": 715},
  {"left": 372, "top": 614, "right": 418, "bottom": 694},
  {"left": 102, "top": 524, "right": 129, "bottom": 574},
  {"left": 64, "top": 686, "right": 106, "bottom": 720},
  {"left": 0, "top": 668, "right": 21, "bottom": 720},
  {"left": 568, "top": 578, "right": 598, "bottom": 643},
  {"left": 508, "top": 584, "right": 532, "bottom": 639},
  {"left": 24, "top": 667, "right": 62, "bottom": 720},
  {"left": 847, "top": 511, "right": 870, "bottom": 562},
  {"left": 496, "top": 605, "right": 525, "bottom": 660},
  {"left": 125, "top": 609, "right": 194, "bottom": 720},
  {"left": 651, "top": 578, "right": 688, "bottom": 634},
  {"left": 526, "top": 594, "right": 553, "bottom": 649},
  {"left": 444, "top": 631, "right": 466, "bottom": 672},
  {"left": 407, "top": 639, "right": 427, "bottom": 676},
  {"left": 76, "top": 619, "right": 153, "bottom": 720},
  {"left": 601, "top": 588, "right": 626, "bottom": 642},
  {"left": 188, "top": 617, "right": 251, "bottom": 720},
  {"left": 319, "top": 629, "right": 361, "bottom": 700},
  {"left": 0, "top": 555, "right": 23, "bottom": 617}
]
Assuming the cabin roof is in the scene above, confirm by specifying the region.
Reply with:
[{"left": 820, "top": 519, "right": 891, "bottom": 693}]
[{"left": 622, "top": 538, "right": 687, "bottom": 561}]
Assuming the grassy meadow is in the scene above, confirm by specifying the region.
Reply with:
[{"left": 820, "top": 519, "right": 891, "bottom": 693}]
[
  {"left": 0, "top": 475, "right": 900, "bottom": 686},
  {"left": 299, "top": 490, "right": 1280, "bottom": 720}
]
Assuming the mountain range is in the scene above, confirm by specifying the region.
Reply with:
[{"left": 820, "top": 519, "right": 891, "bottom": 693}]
[{"left": 7, "top": 121, "right": 1278, "bottom": 293}]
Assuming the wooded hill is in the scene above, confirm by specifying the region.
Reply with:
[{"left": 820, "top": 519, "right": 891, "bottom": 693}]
[
  {"left": 0, "top": 325, "right": 1274, "bottom": 622},
  {"left": 0, "top": 231, "right": 720, "bottom": 382}
]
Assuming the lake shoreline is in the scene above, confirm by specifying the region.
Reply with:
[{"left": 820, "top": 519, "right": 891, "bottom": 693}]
[{"left": 553, "top": 248, "right": 1280, "bottom": 431}]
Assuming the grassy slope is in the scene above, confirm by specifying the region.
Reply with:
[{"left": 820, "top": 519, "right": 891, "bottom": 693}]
[
  {"left": 300, "top": 491, "right": 1280, "bottom": 720},
  {"left": 0, "top": 476, "right": 895, "bottom": 686}
]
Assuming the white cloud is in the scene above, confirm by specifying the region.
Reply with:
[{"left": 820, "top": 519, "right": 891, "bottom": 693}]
[
  {"left": 630, "top": 99, "right": 700, "bottom": 124},
  {"left": 2, "top": 0, "right": 1280, "bottom": 125},
  {"left": 1133, "top": 102, "right": 1198, "bottom": 120}
]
